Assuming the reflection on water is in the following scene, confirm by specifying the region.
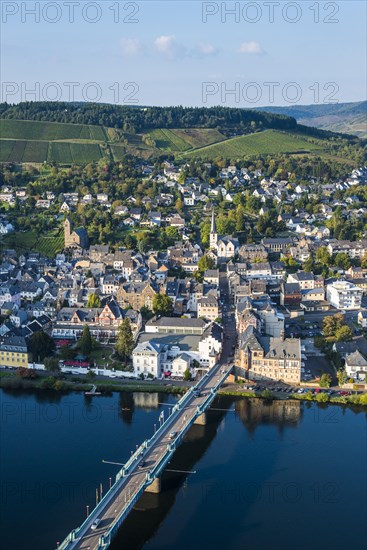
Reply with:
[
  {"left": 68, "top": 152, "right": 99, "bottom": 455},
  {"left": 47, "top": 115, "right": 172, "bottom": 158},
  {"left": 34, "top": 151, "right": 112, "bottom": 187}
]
[
  {"left": 234, "top": 398, "right": 302, "bottom": 433},
  {"left": 1, "top": 390, "right": 366, "bottom": 550}
]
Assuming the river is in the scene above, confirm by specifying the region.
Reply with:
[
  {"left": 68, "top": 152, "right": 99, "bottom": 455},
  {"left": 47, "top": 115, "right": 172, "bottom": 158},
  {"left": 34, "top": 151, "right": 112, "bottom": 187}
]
[{"left": 0, "top": 389, "right": 366, "bottom": 550}]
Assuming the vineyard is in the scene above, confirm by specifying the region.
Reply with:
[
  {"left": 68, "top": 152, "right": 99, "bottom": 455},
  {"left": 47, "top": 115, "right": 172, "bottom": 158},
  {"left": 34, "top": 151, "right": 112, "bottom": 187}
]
[
  {"left": 183, "top": 130, "right": 324, "bottom": 159},
  {"left": 0, "top": 119, "right": 106, "bottom": 141},
  {"left": 2, "top": 231, "right": 64, "bottom": 257}
]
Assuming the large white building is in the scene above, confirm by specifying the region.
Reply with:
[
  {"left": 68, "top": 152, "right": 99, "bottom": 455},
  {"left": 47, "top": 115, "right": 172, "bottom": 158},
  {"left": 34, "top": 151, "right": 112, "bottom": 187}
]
[
  {"left": 132, "top": 321, "right": 223, "bottom": 379},
  {"left": 326, "top": 280, "right": 362, "bottom": 310}
]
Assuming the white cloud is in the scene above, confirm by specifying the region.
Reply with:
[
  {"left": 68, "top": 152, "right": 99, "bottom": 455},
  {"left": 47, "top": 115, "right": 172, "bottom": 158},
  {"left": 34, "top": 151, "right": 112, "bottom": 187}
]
[
  {"left": 238, "top": 41, "right": 264, "bottom": 54},
  {"left": 121, "top": 38, "right": 143, "bottom": 56},
  {"left": 154, "top": 35, "right": 186, "bottom": 60},
  {"left": 197, "top": 43, "right": 217, "bottom": 56}
]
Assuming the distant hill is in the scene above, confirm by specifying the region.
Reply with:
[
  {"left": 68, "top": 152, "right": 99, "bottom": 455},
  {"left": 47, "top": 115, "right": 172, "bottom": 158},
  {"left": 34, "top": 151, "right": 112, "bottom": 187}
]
[
  {"left": 257, "top": 101, "right": 367, "bottom": 138},
  {"left": 0, "top": 102, "right": 364, "bottom": 165}
]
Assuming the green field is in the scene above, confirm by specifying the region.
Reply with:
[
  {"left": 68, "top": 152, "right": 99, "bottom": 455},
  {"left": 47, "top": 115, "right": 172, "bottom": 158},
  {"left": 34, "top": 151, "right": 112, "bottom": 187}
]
[
  {"left": 0, "top": 119, "right": 343, "bottom": 164},
  {"left": 0, "top": 140, "right": 49, "bottom": 163},
  {"left": 0, "top": 119, "right": 106, "bottom": 141},
  {"left": 47, "top": 142, "right": 103, "bottom": 163},
  {"left": 183, "top": 130, "right": 324, "bottom": 158},
  {"left": 172, "top": 128, "right": 225, "bottom": 148},
  {"left": 2, "top": 230, "right": 64, "bottom": 257},
  {"left": 145, "top": 128, "right": 226, "bottom": 152}
]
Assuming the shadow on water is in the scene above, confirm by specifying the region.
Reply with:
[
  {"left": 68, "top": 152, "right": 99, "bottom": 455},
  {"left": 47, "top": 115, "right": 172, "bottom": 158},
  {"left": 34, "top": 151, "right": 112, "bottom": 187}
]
[{"left": 110, "top": 396, "right": 235, "bottom": 550}]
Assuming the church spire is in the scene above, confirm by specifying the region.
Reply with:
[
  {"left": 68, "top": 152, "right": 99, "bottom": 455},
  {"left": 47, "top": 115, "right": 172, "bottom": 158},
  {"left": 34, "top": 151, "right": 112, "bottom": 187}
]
[
  {"left": 210, "top": 207, "right": 216, "bottom": 233},
  {"left": 210, "top": 208, "right": 217, "bottom": 249}
]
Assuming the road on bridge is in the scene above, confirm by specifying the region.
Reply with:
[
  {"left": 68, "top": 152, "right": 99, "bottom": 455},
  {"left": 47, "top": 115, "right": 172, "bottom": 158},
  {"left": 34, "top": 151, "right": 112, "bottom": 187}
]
[{"left": 67, "top": 362, "right": 233, "bottom": 550}]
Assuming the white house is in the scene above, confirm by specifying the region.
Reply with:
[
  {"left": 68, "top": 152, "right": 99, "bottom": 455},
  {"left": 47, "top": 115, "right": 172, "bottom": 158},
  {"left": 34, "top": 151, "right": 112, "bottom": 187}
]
[
  {"left": 345, "top": 350, "right": 367, "bottom": 380},
  {"left": 326, "top": 280, "right": 362, "bottom": 310}
]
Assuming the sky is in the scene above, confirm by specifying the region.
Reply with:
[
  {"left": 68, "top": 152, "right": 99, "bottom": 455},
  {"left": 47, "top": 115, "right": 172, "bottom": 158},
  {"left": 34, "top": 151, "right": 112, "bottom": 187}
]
[{"left": 1, "top": 0, "right": 366, "bottom": 108}]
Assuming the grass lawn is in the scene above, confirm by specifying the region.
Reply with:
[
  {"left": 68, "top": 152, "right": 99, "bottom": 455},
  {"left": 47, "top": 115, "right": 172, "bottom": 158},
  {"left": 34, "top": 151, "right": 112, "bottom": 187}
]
[{"left": 89, "top": 346, "right": 115, "bottom": 367}]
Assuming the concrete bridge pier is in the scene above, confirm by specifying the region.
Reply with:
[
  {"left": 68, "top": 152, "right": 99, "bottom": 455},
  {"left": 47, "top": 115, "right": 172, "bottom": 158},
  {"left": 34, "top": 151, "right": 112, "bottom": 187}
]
[
  {"left": 194, "top": 412, "right": 207, "bottom": 426},
  {"left": 145, "top": 476, "right": 161, "bottom": 494}
]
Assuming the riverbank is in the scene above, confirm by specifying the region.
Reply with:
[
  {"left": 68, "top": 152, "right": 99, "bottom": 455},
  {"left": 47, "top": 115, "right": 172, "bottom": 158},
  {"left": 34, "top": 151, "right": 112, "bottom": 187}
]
[
  {"left": 0, "top": 373, "right": 186, "bottom": 395},
  {"left": 1, "top": 372, "right": 366, "bottom": 407},
  {"left": 219, "top": 387, "right": 367, "bottom": 407}
]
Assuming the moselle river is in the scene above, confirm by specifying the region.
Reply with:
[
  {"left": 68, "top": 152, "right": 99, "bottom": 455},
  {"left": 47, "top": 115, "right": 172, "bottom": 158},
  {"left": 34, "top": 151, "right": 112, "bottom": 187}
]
[{"left": 0, "top": 388, "right": 366, "bottom": 550}]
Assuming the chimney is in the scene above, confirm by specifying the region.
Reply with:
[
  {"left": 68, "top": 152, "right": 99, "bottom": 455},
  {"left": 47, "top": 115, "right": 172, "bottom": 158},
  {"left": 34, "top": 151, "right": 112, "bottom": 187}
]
[{"left": 280, "top": 329, "right": 285, "bottom": 341}]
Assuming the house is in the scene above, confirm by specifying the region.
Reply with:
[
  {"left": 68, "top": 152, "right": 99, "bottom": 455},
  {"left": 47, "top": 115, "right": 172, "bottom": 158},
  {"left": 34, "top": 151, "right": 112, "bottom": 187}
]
[
  {"left": 130, "top": 208, "right": 142, "bottom": 221},
  {"left": 147, "top": 211, "right": 162, "bottom": 227},
  {"left": 0, "top": 335, "right": 28, "bottom": 368},
  {"left": 145, "top": 317, "right": 206, "bottom": 335},
  {"left": 36, "top": 199, "right": 51, "bottom": 209},
  {"left": 117, "top": 280, "right": 158, "bottom": 311},
  {"left": 169, "top": 215, "right": 185, "bottom": 229},
  {"left": 262, "top": 237, "right": 293, "bottom": 254},
  {"left": 239, "top": 326, "right": 301, "bottom": 384},
  {"left": 197, "top": 294, "right": 219, "bottom": 321},
  {"left": 97, "top": 193, "right": 109, "bottom": 203},
  {"left": 326, "top": 280, "right": 363, "bottom": 310},
  {"left": 280, "top": 283, "right": 302, "bottom": 307},
  {"left": 345, "top": 351, "right": 367, "bottom": 380},
  {"left": 238, "top": 244, "right": 268, "bottom": 262},
  {"left": 0, "top": 221, "right": 14, "bottom": 234},
  {"left": 287, "top": 272, "right": 317, "bottom": 290},
  {"left": 203, "top": 269, "right": 219, "bottom": 286},
  {"left": 358, "top": 310, "right": 367, "bottom": 328},
  {"left": 210, "top": 209, "right": 239, "bottom": 261},
  {"left": 52, "top": 299, "right": 140, "bottom": 342},
  {"left": 132, "top": 320, "right": 222, "bottom": 378}
]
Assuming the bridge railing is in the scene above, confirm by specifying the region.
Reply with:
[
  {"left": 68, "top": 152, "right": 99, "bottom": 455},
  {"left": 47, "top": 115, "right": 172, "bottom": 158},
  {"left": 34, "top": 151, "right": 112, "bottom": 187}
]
[
  {"left": 96, "top": 477, "right": 147, "bottom": 549},
  {"left": 57, "top": 366, "right": 232, "bottom": 550},
  {"left": 56, "top": 464, "right": 132, "bottom": 550}
]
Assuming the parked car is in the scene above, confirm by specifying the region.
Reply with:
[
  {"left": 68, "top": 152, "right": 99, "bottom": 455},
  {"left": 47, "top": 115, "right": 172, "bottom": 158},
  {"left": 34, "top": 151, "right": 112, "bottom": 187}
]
[
  {"left": 91, "top": 518, "right": 101, "bottom": 530},
  {"left": 169, "top": 431, "right": 177, "bottom": 439}
]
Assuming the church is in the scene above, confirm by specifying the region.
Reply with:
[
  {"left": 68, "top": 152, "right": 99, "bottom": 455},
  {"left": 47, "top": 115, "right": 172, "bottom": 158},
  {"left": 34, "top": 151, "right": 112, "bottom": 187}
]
[
  {"left": 210, "top": 209, "right": 239, "bottom": 262},
  {"left": 64, "top": 218, "right": 89, "bottom": 250}
]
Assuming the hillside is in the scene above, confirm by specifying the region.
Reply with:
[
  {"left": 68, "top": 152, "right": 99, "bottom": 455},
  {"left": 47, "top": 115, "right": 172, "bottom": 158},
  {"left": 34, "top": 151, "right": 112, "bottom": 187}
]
[
  {"left": 0, "top": 102, "right": 364, "bottom": 165},
  {"left": 181, "top": 130, "right": 324, "bottom": 159},
  {"left": 257, "top": 101, "right": 367, "bottom": 138}
]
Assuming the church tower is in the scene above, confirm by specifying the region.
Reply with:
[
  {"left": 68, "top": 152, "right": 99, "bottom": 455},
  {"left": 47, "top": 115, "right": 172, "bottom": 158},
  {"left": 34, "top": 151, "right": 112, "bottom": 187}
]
[
  {"left": 64, "top": 218, "right": 71, "bottom": 248},
  {"left": 210, "top": 208, "right": 217, "bottom": 249}
]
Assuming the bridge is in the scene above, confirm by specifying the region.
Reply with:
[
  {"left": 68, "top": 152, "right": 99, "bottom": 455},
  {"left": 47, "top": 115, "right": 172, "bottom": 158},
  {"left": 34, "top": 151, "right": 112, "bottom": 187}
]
[{"left": 57, "top": 362, "right": 234, "bottom": 550}]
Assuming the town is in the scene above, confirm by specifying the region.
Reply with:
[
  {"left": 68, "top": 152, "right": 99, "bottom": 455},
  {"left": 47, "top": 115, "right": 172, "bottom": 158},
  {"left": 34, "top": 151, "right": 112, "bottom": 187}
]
[{"left": 1, "top": 159, "right": 367, "bottom": 402}]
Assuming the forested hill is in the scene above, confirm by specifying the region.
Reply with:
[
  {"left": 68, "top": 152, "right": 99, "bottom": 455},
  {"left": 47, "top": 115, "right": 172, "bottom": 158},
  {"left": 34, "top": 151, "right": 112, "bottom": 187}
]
[
  {"left": 0, "top": 102, "right": 299, "bottom": 135},
  {"left": 256, "top": 101, "right": 367, "bottom": 138}
]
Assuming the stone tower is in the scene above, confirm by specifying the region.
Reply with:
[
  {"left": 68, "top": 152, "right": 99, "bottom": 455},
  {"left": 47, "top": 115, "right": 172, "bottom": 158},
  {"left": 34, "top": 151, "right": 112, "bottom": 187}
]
[
  {"left": 64, "top": 218, "right": 71, "bottom": 248},
  {"left": 210, "top": 208, "right": 217, "bottom": 249}
]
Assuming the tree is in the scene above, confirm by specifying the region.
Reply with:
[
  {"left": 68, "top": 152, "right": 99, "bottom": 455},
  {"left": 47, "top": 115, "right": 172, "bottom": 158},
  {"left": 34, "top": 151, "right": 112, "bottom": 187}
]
[
  {"left": 78, "top": 325, "right": 92, "bottom": 355},
  {"left": 335, "top": 325, "right": 353, "bottom": 342},
  {"left": 316, "top": 246, "right": 331, "bottom": 266},
  {"left": 198, "top": 254, "right": 215, "bottom": 272},
  {"left": 30, "top": 331, "right": 55, "bottom": 362},
  {"left": 315, "top": 392, "right": 329, "bottom": 403},
  {"left": 334, "top": 252, "right": 351, "bottom": 271},
  {"left": 337, "top": 369, "right": 348, "bottom": 386},
  {"left": 260, "top": 389, "right": 274, "bottom": 400},
  {"left": 115, "top": 319, "right": 134, "bottom": 361},
  {"left": 184, "top": 368, "right": 191, "bottom": 381},
  {"left": 44, "top": 357, "right": 60, "bottom": 372},
  {"left": 302, "top": 255, "right": 315, "bottom": 272},
  {"left": 322, "top": 313, "right": 345, "bottom": 339},
  {"left": 86, "top": 370, "right": 96, "bottom": 380},
  {"left": 319, "top": 373, "right": 332, "bottom": 388},
  {"left": 140, "top": 306, "right": 154, "bottom": 320},
  {"left": 16, "top": 367, "right": 38, "bottom": 379},
  {"left": 87, "top": 293, "right": 101, "bottom": 308},
  {"left": 152, "top": 294, "right": 173, "bottom": 316}
]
